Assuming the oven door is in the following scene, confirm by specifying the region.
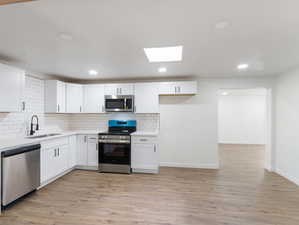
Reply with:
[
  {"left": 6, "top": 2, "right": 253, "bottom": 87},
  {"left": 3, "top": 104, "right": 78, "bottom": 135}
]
[{"left": 99, "top": 142, "right": 131, "bottom": 165}]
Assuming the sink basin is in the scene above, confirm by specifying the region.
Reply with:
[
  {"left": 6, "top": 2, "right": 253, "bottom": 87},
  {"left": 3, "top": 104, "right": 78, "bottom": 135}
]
[{"left": 26, "top": 133, "right": 62, "bottom": 139}]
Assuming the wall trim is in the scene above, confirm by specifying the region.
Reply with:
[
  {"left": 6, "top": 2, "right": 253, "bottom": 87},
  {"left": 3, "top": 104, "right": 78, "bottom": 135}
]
[
  {"left": 160, "top": 162, "right": 219, "bottom": 169},
  {"left": 275, "top": 167, "right": 299, "bottom": 186}
]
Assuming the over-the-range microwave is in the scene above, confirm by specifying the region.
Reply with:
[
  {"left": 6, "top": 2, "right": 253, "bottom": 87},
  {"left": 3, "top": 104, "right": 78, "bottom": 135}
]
[{"left": 104, "top": 95, "right": 134, "bottom": 112}]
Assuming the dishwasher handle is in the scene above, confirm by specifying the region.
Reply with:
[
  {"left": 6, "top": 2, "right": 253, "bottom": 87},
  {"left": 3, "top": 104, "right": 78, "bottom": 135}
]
[{"left": 2, "top": 144, "right": 41, "bottom": 158}]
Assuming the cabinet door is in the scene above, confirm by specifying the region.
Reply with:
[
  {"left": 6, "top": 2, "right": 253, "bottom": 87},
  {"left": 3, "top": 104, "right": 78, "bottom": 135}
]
[
  {"left": 87, "top": 135, "right": 98, "bottom": 167},
  {"left": 131, "top": 143, "right": 158, "bottom": 170},
  {"left": 104, "top": 84, "right": 134, "bottom": 95},
  {"left": 83, "top": 85, "right": 105, "bottom": 113},
  {"left": 41, "top": 148, "right": 56, "bottom": 183},
  {"left": 56, "top": 145, "right": 69, "bottom": 175},
  {"left": 118, "top": 84, "right": 134, "bottom": 95},
  {"left": 104, "top": 84, "right": 118, "bottom": 96},
  {"left": 77, "top": 135, "right": 88, "bottom": 166},
  {"left": 158, "top": 81, "right": 197, "bottom": 95},
  {"left": 57, "top": 81, "right": 66, "bottom": 113},
  {"left": 69, "top": 135, "right": 77, "bottom": 168},
  {"left": 175, "top": 81, "right": 197, "bottom": 95},
  {"left": 66, "top": 83, "right": 83, "bottom": 113},
  {"left": 45, "top": 80, "right": 66, "bottom": 113},
  {"left": 135, "top": 83, "right": 159, "bottom": 113},
  {"left": 158, "top": 82, "right": 176, "bottom": 95},
  {"left": 0, "top": 64, "right": 25, "bottom": 112}
]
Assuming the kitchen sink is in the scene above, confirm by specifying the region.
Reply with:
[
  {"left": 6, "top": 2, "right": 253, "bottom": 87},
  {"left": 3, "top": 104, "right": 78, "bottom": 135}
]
[{"left": 26, "top": 133, "right": 62, "bottom": 139}]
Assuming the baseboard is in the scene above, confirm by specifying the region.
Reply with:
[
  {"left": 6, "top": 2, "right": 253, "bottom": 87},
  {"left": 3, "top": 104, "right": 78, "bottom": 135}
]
[
  {"left": 275, "top": 168, "right": 299, "bottom": 186},
  {"left": 132, "top": 168, "right": 159, "bottom": 174},
  {"left": 159, "top": 162, "right": 219, "bottom": 169},
  {"left": 219, "top": 142, "right": 266, "bottom": 145},
  {"left": 75, "top": 165, "right": 98, "bottom": 171},
  {"left": 38, "top": 167, "right": 75, "bottom": 189}
]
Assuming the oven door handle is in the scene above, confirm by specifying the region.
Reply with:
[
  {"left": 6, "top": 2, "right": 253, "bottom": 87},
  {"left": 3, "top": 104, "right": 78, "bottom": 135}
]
[{"left": 98, "top": 140, "right": 130, "bottom": 144}]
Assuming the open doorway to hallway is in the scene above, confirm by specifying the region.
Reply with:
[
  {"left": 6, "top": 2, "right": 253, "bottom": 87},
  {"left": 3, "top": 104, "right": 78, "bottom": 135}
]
[{"left": 218, "top": 88, "right": 268, "bottom": 171}]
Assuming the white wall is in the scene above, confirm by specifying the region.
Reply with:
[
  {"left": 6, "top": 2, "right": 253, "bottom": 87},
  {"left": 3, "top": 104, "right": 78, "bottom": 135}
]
[
  {"left": 159, "top": 78, "right": 274, "bottom": 169},
  {"left": 275, "top": 69, "right": 299, "bottom": 185},
  {"left": 218, "top": 89, "right": 266, "bottom": 145}
]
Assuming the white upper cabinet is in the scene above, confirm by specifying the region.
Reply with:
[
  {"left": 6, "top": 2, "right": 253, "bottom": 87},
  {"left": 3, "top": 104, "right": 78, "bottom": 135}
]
[
  {"left": 159, "top": 81, "right": 197, "bottom": 95},
  {"left": 104, "top": 83, "right": 134, "bottom": 95},
  {"left": 45, "top": 80, "right": 66, "bottom": 113},
  {"left": 135, "top": 83, "right": 159, "bottom": 113},
  {"left": 0, "top": 63, "right": 25, "bottom": 112},
  {"left": 83, "top": 84, "right": 105, "bottom": 113},
  {"left": 66, "top": 83, "right": 83, "bottom": 113}
]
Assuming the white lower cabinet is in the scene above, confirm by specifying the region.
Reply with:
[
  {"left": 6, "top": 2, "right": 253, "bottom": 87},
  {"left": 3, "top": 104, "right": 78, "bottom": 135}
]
[
  {"left": 69, "top": 135, "right": 77, "bottom": 168},
  {"left": 76, "top": 134, "right": 98, "bottom": 169},
  {"left": 131, "top": 136, "right": 159, "bottom": 174},
  {"left": 87, "top": 135, "right": 99, "bottom": 167},
  {"left": 40, "top": 137, "right": 70, "bottom": 184},
  {"left": 41, "top": 147, "right": 57, "bottom": 183}
]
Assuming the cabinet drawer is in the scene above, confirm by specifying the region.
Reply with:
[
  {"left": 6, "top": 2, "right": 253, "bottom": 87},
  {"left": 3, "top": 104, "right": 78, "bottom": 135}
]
[
  {"left": 132, "top": 136, "right": 158, "bottom": 144},
  {"left": 41, "top": 137, "right": 69, "bottom": 149}
]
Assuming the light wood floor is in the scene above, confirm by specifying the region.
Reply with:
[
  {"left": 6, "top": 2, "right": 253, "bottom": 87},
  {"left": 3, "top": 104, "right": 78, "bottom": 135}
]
[{"left": 1, "top": 144, "right": 299, "bottom": 225}]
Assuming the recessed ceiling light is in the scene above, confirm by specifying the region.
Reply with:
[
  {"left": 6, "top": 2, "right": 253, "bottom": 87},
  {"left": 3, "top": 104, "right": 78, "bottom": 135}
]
[
  {"left": 88, "top": 70, "right": 98, "bottom": 76},
  {"left": 144, "top": 46, "right": 183, "bottom": 62},
  {"left": 215, "top": 21, "right": 230, "bottom": 29},
  {"left": 221, "top": 92, "right": 229, "bottom": 96},
  {"left": 158, "top": 67, "right": 167, "bottom": 73},
  {"left": 237, "top": 64, "right": 249, "bottom": 70},
  {"left": 58, "top": 33, "right": 73, "bottom": 41}
]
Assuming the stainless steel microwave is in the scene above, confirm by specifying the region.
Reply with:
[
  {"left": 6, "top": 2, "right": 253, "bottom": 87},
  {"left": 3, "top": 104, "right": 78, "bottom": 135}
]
[{"left": 104, "top": 95, "right": 134, "bottom": 112}]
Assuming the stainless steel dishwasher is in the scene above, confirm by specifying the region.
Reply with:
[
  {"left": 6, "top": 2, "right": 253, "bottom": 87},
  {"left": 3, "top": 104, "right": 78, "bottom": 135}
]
[{"left": 1, "top": 144, "right": 40, "bottom": 207}]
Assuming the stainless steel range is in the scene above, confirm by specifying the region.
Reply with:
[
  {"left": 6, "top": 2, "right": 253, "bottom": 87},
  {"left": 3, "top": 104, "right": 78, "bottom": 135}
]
[{"left": 98, "top": 120, "right": 136, "bottom": 174}]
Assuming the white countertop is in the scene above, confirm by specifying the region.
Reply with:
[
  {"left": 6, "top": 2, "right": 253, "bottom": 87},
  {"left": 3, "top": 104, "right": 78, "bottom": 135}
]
[
  {"left": 0, "top": 129, "right": 158, "bottom": 152},
  {"left": 131, "top": 130, "right": 159, "bottom": 136},
  {"left": 0, "top": 130, "right": 105, "bottom": 152}
]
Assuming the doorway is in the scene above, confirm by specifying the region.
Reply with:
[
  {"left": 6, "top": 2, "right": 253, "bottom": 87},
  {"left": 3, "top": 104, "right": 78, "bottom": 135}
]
[{"left": 217, "top": 88, "right": 272, "bottom": 171}]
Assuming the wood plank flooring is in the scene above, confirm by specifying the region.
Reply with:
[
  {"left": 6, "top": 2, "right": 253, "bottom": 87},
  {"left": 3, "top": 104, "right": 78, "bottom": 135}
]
[{"left": 1, "top": 144, "right": 299, "bottom": 225}]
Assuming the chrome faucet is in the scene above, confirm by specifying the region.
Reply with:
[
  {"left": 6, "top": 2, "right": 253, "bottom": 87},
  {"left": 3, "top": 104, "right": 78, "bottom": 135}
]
[{"left": 30, "top": 115, "right": 39, "bottom": 136}]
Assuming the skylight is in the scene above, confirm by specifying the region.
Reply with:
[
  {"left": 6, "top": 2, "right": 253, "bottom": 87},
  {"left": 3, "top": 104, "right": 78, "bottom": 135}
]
[{"left": 144, "top": 46, "right": 183, "bottom": 62}]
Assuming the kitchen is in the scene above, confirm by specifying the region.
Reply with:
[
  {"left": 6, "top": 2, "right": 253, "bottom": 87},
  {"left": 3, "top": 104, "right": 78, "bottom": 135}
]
[
  {"left": 0, "top": 63, "right": 197, "bottom": 210},
  {"left": 0, "top": 1, "right": 299, "bottom": 225}
]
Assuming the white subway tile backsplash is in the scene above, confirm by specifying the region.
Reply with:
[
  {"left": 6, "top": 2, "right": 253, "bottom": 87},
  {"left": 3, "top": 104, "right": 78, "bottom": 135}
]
[{"left": 68, "top": 113, "right": 159, "bottom": 132}]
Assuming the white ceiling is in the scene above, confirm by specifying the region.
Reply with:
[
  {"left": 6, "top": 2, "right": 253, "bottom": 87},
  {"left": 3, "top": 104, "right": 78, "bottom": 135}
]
[{"left": 0, "top": 0, "right": 298, "bottom": 80}]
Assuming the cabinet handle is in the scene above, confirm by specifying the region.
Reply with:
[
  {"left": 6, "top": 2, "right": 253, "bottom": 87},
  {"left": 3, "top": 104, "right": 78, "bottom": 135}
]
[
  {"left": 54, "top": 149, "right": 56, "bottom": 157},
  {"left": 154, "top": 145, "right": 156, "bottom": 152},
  {"left": 22, "top": 101, "right": 26, "bottom": 111},
  {"left": 96, "top": 143, "right": 98, "bottom": 151},
  {"left": 174, "top": 86, "right": 177, "bottom": 93},
  {"left": 140, "top": 138, "right": 148, "bottom": 142},
  {"left": 84, "top": 136, "right": 87, "bottom": 142},
  {"left": 119, "top": 88, "right": 122, "bottom": 95},
  {"left": 80, "top": 106, "right": 82, "bottom": 112},
  {"left": 178, "top": 86, "right": 181, "bottom": 93},
  {"left": 57, "top": 104, "right": 60, "bottom": 112},
  {"left": 88, "top": 137, "right": 97, "bottom": 140}
]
